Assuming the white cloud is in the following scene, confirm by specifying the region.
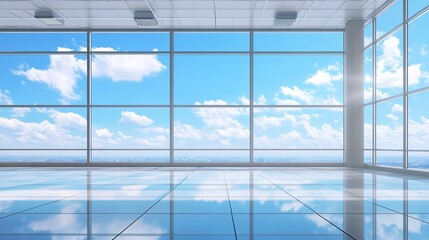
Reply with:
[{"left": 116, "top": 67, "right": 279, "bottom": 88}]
[
  {"left": 255, "top": 115, "right": 284, "bottom": 129},
  {"left": 49, "top": 110, "right": 87, "bottom": 129},
  {"left": 12, "top": 108, "right": 31, "bottom": 117},
  {"left": 133, "top": 135, "right": 168, "bottom": 147},
  {"left": 386, "top": 113, "right": 399, "bottom": 121},
  {"left": 174, "top": 123, "right": 203, "bottom": 139},
  {"left": 0, "top": 109, "right": 86, "bottom": 148},
  {"left": 364, "top": 36, "right": 372, "bottom": 47},
  {"left": 391, "top": 104, "right": 403, "bottom": 113},
  {"left": 305, "top": 63, "right": 342, "bottom": 86},
  {"left": 96, "top": 128, "right": 113, "bottom": 138},
  {"left": 13, "top": 47, "right": 86, "bottom": 104},
  {"left": 91, "top": 47, "right": 166, "bottom": 81},
  {"left": 421, "top": 44, "right": 428, "bottom": 56},
  {"left": 276, "top": 85, "right": 341, "bottom": 105},
  {"left": 376, "top": 124, "right": 403, "bottom": 149},
  {"left": 408, "top": 116, "right": 429, "bottom": 149},
  {"left": 239, "top": 96, "right": 250, "bottom": 105},
  {"left": 377, "top": 36, "right": 427, "bottom": 88},
  {"left": 0, "top": 89, "right": 13, "bottom": 105},
  {"left": 28, "top": 204, "right": 85, "bottom": 240},
  {"left": 255, "top": 94, "right": 267, "bottom": 105},
  {"left": 120, "top": 111, "right": 154, "bottom": 126}
]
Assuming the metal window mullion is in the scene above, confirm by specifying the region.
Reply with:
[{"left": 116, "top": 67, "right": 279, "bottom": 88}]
[
  {"left": 250, "top": 30, "right": 254, "bottom": 163},
  {"left": 403, "top": 0, "right": 409, "bottom": 170},
  {"left": 87, "top": 31, "right": 92, "bottom": 164},
  {"left": 372, "top": 18, "right": 377, "bottom": 166},
  {"left": 170, "top": 31, "right": 174, "bottom": 164}
]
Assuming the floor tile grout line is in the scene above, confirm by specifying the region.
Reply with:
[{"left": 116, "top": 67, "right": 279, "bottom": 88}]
[
  {"left": 223, "top": 171, "right": 238, "bottom": 240},
  {"left": 0, "top": 171, "right": 148, "bottom": 221},
  {"left": 343, "top": 189, "right": 429, "bottom": 225},
  {"left": 257, "top": 173, "right": 357, "bottom": 240},
  {"left": 113, "top": 172, "right": 193, "bottom": 240}
]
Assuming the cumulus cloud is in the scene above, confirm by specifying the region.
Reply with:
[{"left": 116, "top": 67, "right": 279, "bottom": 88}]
[
  {"left": 364, "top": 88, "right": 390, "bottom": 101},
  {"left": 305, "top": 63, "right": 343, "bottom": 86},
  {"left": 408, "top": 116, "right": 429, "bottom": 150},
  {"left": 377, "top": 36, "right": 427, "bottom": 89},
  {"left": 421, "top": 44, "right": 428, "bottom": 56},
  {"left": 13, "top": 47, "right": 86, "bottom": 104},
  {"left": 96, "top": 128, "right": 113, "bottom": 138},
  {"left": 0, "top": 109, "right": 86, "bottom": 148},
  {"left": 391, "top": 104, "right": 403, "bottom": 113},
  {"left": 91, "top": 47, "right": 166, "bottom": 81},
  {"left": 0, "top": 89, "right": 13, "bottom": 105},
  {"left": 174, "top": 123, "right": 203, "bottom": 139},
  {"left": 254, "top": 112, "right": 342, "bottom": 148},
  {"left": 12, "top": 108, "right": 31, "bottom": 117},
  {"left": 386, "top": 113, "right": 399, "bottom": 121},
  {"left": 120, "top": 111, "right": 154, "bottom": 126},
  {"left": 276, "top": 85, "right": 341, "bottom": 105}
]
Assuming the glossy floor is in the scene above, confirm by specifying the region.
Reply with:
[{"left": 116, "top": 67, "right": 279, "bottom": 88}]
[{"left": 0, "top": 167, "right": 428, "bottom": 240}]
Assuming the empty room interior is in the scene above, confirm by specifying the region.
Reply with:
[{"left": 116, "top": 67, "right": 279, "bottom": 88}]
[{"left": 1, "top": 0, "right": 429, "bottom": 239}]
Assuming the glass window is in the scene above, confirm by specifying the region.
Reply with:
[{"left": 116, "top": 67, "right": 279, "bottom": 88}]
[
  {"left": 0, "top": 32, "right": 86, "bottom": 52},
  {"left": 174, "top": 107, "right": 249, "bottom": 149},
  {"left": 364, "top": 105, "right": 373, "bottom": 149},
  {"left": 254, "top": 54, "right": 343, "bottom": 105},
  {"left": 376, "top": 29, "right": 403, "bottom": 99},
  {"left": 174, "top": 55, "right": 249, "bottom": 105},
  {"left": 92, "top": 108, "right": 169, "bottom": 149},
  {"left": 254, "top": 32, "right": 343, "bottom": 52},
  {"left": 174, "top": 150, "right": 249, "bottom": 163},
  {"left": 174, "top": 32, "right": 249, "bottom": 52},
  {"left": 254, "top": 108, "right": 343, "bottom": 149},
  {"left": 91, "top": 32, "right": 169, "bottom": 52},
  {"left": 364, "top": 150, "right": 373, "bottom": 165},
  {"left": 0, "top": 150, "right": 86, "bottom": 163},
  {"left": 0, "top": 54, "right": 87, "bottom": 105},
  {"left": 0, "top": 107, "right": 87, "bottom": 149},
  {"left": 376, "top": 150, "right": 403, "bottom": 167},
  {"left": 254, "top": 150, "right": 343, "bottom": 163},
  {"left": 408, "top": 91, "right": 429, "bottom": 150},
  {"left": 376, "top": 97, "right": 403, "bottom": 150},
  {"left": 91, "top": 54, "right": 169, "bottom": 105},
  {"left": 92, "top": 150, "right": 169, "bottom": 163},
  {"left": 408, "top": 151, "right": 429, "bottom": 169},
  {"left": 364, "top": 48, "right": 373, "bottom": 103},
  {"left": 408, "top": 12, "right": 429, "bottom": 91},
  {"left": 408, "top": 0, "right": 429, "bottom": 18},
  {"left": 376, "top": 0, "right": 403, "bottom": 39},
  {"left": 364, "top": 22, "right": 373, "bottom": 47}
]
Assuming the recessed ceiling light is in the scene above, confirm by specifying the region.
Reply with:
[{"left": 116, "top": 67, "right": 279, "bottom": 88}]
[
  {"left": 134, "top": 10, "right": 159, "bottom": 27},
  {"left": 275, "top": 11, "right": 298, "bottom": 26},
  {"left": 35, "top": 10, "right": 64, "bottom": 26}
]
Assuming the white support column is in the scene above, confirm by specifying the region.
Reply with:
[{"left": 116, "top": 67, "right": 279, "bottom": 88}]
[{"left": 345, "top": 20, "right": 364, "bottom": 168}]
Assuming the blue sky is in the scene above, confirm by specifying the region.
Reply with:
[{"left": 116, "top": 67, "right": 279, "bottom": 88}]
[{"left": 0, "top": 5, "right": 428, "bottom": 162}]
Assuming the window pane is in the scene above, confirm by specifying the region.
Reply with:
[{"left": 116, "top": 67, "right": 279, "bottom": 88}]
[
  {"left": 364, "top": 105, "right": 373, "bottom": 149},
  {"left": 0, "top": 54, "right": 87, "bottom": 105},
  {"left": 364, "top": 22, "right": 373, "bottom": 47},
  {"left": 376, "top": 0, "right": 403, "bottom": 39},
  {"left": 174, "top": 150, "right": 249, "bottom": 163},
  {"left": 175, "top": 55, "right": 249, "bottom": 105},
  {"left": 408, "top": 12, "right": 429, "bottom": 91},
  {"left": 92, "top": 150, "right": 169, "bottom": 163},
  {"left": 0, "top": 107, "right": 86, "bottom": 149},
  {"left": 92, "top": 108, "right": 169, "bottom": 149},
  {"left": 254, "top": 55, "right": 343, "bottom": 105},
  {"left": 408, "top": 0, "right": 429, "bottom": 18},
  {"left": 254, "top": 32, "right": 343, "bottom": 52},
  {"left": 376, "top": 150, "right": 403, "bottom": 167},
  {"left": 364, "top": 48, "right": 373, "bottom": 103},
  {"left": 364, "top": 150, "right": 373, "bottom": 165},
  {"left": 254, "top": 150, "right": 343, "bottom": 163},
  {"left": 91, "top": 32, "right": 169, "bottom": 52},
  {"left": 0, "top": 32, "right": 86, "bottom": 52},
  {"left": 174, "top": 32, "right": 249, "bottom": 52},
  {"left": 376, "top": 97, "right": 403, "bottom": 150},
  {"left": 0, "top": 150, "right": 86, "bottom": 163},
  {"left": 174, "top": 108, "right": 249, "bottom": 149},
  {"left": 254, "top": 108, "right": 343, "bottom": 149},
  {"left": 376, "top": 29, "right": 403, "bottom": 99},
  {"left": 408, "top": 91, "right": 429, "bottom": 150},
  {"left": 91, "top": 54, "right": 169, "bottom": 105},
  {"left": 408, "top": 151, "right": 429, "bottom": 169}
]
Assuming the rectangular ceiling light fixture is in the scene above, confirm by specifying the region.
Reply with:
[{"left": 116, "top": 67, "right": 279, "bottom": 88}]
[
  {"left": 35, "top": 10, "right": 64, "bottom": 26},
  {"left": 134, "top": 10, "right": 159, "bottom": 27},
  {"left": 275, "top": 11, "right": 298, "bottom": 26}
]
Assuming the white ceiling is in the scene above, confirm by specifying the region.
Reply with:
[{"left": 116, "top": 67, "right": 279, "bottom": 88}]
[{"left": 0, "top": 0, "right": 390, "bottom": 29}]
